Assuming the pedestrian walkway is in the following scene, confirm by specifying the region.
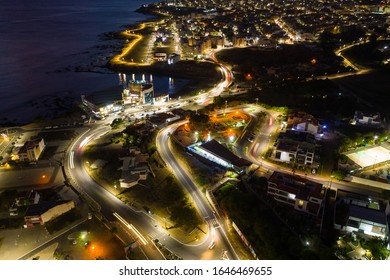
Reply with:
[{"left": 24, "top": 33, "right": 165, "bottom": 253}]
[
  {"left": 206, "top": 217, "right": 220, "bottom": 228},
  {"left": 351, "top": 176, "right": 390, "bottom": 191}
]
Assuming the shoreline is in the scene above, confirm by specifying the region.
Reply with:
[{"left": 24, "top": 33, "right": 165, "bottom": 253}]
[
  {"left": 107, "top": 10, "right": 222, "bottom": 82},
  {"left": 0, "top": 5, "right": 222, "bottom": 127}
]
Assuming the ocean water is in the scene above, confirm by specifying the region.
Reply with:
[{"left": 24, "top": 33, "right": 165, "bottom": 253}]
[{"left": 0, "top": 0, "right": 177, "bottom": 123}]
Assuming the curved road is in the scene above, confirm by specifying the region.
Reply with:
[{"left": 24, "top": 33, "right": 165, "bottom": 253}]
[
  {"left": 66, "top": 124, "right": 224, "bottom": 259},
  {"left": 65, "top": 52, "right": 238, "bottom": 259},
  {"left": 156, "top": 121, "right": 239, "bottom": 260}
]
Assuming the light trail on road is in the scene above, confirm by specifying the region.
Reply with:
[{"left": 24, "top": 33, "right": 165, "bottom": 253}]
[{"left": 113, "top": 212, "right": 149, "bottom": 246}]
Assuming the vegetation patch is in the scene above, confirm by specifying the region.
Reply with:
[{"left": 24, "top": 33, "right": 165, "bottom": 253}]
[
  {"left": 343, "top": 40, "right": 390, "bottom": 68},
  {"left": 37, "top": 129, "right": 76, "bottom": 141},
  {"left": 120, "top": 173, "right": 202, "bottom": 233},
  {"left": 216, "top": 44, "right": 344, "bottom": 82},
  {"left": 333, "top": 69, "right": 390, "bottom": 119},
  {"left": 45, "top": 208, "right": 82, "bottom": 234},
  {"left": 0, "top": 190, "right": 18, "bottom": 212},
  {"left": 215, "top": 181, "right": 335, "bottom": 259}
]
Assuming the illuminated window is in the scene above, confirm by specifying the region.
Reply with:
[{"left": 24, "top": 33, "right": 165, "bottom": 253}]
[
  {"left": 288, "top": 193, "right": 296, "bottom": 200},
  {"left": 298, "top": 200, "right": 304, "bottom": 206}
]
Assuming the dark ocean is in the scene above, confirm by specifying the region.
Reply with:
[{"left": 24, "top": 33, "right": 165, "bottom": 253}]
[{"left": 0, "top": 0, "right": 185, "bottom": 123}]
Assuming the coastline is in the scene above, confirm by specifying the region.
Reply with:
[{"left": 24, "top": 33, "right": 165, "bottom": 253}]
[
  {"left": 107, "top": 7, "right": 222, "bottom": 83},
  {"left": 0, "top": 4, "right": 221, "bottom": 127}
]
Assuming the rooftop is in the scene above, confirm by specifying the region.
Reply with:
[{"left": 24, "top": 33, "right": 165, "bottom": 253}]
[
  {"left": 344, "top": 143, "right": 390, "bottom": 168},
  {"left": 349, "top": 204, "right": 387, "bottom": 225},
  {"left": 19, "top": 138, "right": 44, "bottom": 153},
  {"left": 25, "top": 200, "right": 72, "bottom": 217},
  {"left": 269, "top": 171, "right": 324, "bottom": 200},
  {"left": 200, "top": 139, "right": 251, "bottom": 167}
]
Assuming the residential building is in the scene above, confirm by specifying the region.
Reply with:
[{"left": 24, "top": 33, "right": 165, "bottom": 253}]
[
  {"left": 267, "top": 171, "right": 324, "bottom": 216},
  {"left": 233, "top": 36, "right": 246, "bottom": 47},
  {"left": 24, "top": 200, "right": 75, "bottom": 228},
  {"left": 153, "top": 52, "right": 168, "bottom": 61},
  {"left": 334, "top": 190, "right": 389, "bottom": 240},
  {"left": 352, "top": 111, "right": 382, "bottom": 126},
  {"left": 18, "top": 138, "right": 45, "bottom": 162},
  {"left": 167, "top": 53, "right": 181, "bottom": 64},
  {"left": 119, "top": 147, "right": 153, "bottom": 189},
  {"left": 271, "top": 130, "right": 319, "bottom": 168},
  {"left": 286, "top": 112, "right": 321, "bottom": 135},
  {"left": 272, "top": 139, "right": 316, "bottom": 166}
]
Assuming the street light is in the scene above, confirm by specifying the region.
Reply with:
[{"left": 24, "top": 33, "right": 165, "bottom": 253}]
[
  {"left": 329, "top": 175, "right": 334, "bottom": 189},
  {"left": 260, "top": 156, "right": 264, "bottom": 169}
]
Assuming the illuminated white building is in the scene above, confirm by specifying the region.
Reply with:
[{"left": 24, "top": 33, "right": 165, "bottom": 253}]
[
  {"left": 24, "top": 200, "right": 75, "bottom": 228},
  {"left": 18, "top": 138, "right": 46, "bottom": 162},
  {"left": 188, "top": 139, "right": 251, "bottom": 172},
  {"left": 123, "top": 80, "right": 155, "bottom": 105},
  {"left": 334, "top": 190, "right": 389, "bottom": 240}
]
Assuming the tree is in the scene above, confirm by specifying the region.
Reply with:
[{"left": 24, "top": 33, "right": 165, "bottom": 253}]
[
  {"left": 381, "top": 190, "right": 390, "bottom": 200},
  {"left": 189, "top": 113, "right": 209, "bottom": 125},
  {"left": 7, "top": 160, "right": 17, "bottom": 167},
  {"left": 170, "top": 202, "right": 201, "bottom": 230},
  {"left": 362, "top": 237, "right": 389, "bottom": 260},
  {"left": 110, "top": 118, "right": 124, "bottom": 129},
  {"left": 213, "top": 96, "right": 224, "bottom": 108},
  {"left": 147, "top": 144, "right": 157, "bottom": 155},
  {"left": 332, "top": 170, "right": 347, "bottom": 181}
]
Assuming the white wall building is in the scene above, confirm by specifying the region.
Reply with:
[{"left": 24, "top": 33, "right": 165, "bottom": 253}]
[
  {"left": 334, "top": 190, "right": 389, "bottom": 240},
  {"left": 18, "top": 138, "right": 45, "bottom": 162}
]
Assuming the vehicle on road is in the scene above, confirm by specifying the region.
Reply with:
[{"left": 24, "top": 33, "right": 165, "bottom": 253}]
[{"left": 208, "top": 240, "right": 216, "bottom": 250}]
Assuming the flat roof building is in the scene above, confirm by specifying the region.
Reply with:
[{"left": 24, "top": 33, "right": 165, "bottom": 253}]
[
  {"left": 267, "top": 171, "right": 324, "bottom": 216},
  {"left": 24, "top": 200, "right": 75, "bottom": 228},
  {"left": 18, "top": 138, "right": 46, "bottom": 162},
  {"left": 334, "top": 190, "right": 389, "bottom": 240},
  {"left": 188, "top": 139, "right": 251, "bottom": 171}
]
